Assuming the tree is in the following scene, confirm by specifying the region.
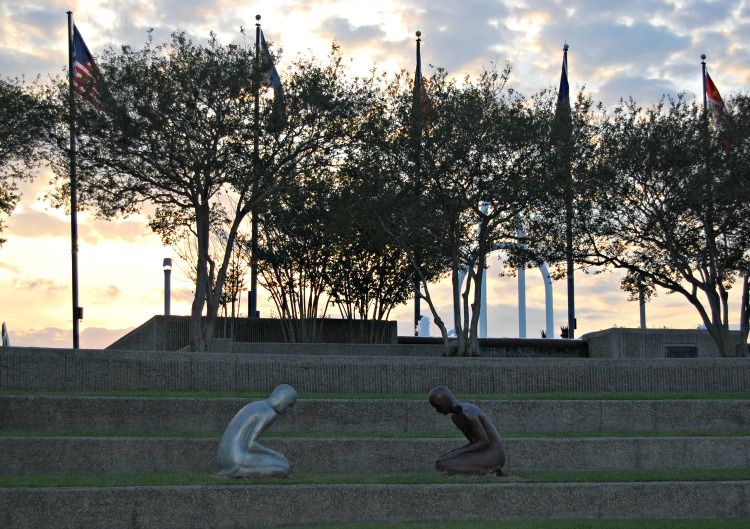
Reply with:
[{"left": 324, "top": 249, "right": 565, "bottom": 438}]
[
  {"left": 256, "top": 174, "right": 336, "bottom": 342},
  {"left": 324, "top": 171, "right": 417, "bottom": 327},
  {"left": 522, "top": 90, "right": 602, "bottom": 318},
  {"left": 381, "top": 65, "right": 549, "bottom": 355},
  {"left": 570, "top": 95, "right": 750, "bottom": 357},
  {"left": 254, "top": 69, "right": 419, "bottom": 342},
  {"left": 158, "top": 211, "right": 252, "bottom": 338},
  {"left": 0, "top": 77, "right": 55, "bottom": 247},
  {"left": 324, "top": 73, "right": 424, "bottom": 330},
  {"left": 50, "top": 31, "right": 357, "bottom": 351}
]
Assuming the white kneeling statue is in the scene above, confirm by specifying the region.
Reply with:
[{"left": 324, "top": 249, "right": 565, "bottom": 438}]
[{"left": 216, "top": 384, "right": 297, "bottom": 478}]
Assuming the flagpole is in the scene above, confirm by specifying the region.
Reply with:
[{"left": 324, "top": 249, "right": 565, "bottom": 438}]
[
  {"left": 249, "top": 14, "right": 261, "bottom": 319},
  {"left": 562, "top": 43, "right": 575, "bottom": 340},
  {"left": 413, "top": 31, "right": 423, "bottom": 336},
  {"left": 701, "top": 54, "right": 707, "bottom": 116},
  {"left": 67, "top": 11, "right": 81, "bottom": 348}
]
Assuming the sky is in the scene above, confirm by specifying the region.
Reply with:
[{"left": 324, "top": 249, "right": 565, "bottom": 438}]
[{"left": 1, "top": 0, "right": 749, "bottom": 349}]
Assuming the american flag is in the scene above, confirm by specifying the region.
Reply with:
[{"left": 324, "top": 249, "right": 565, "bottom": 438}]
[{"left": 72, "top": 25, "right": 101, "bottom": 105}]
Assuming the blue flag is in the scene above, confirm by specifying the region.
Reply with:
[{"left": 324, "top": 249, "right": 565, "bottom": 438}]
[
  {"left": 557, "top": 45, "right": 569, "bottom": 106},
  {"left": 259, "top": 30, "right": 286, "bottom": 131}
]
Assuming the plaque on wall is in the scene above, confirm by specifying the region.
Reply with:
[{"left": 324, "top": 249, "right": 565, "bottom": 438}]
[{"left": 664, "top": 344, "right": 698, "bottom": 358}]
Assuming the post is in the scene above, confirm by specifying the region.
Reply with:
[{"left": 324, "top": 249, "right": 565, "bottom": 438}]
[
  {"left": 163, "top": 258, "right": 172, "bottom": 316},
  {"left": 67, "top": 12, "right": 81, "bottom": 348},
  {"left": 517, "top": 211, "right": 526, "bottom": 339},
  {"left": 413, "top": 30, "right": 423, "bottom": 336},
  {"left": 249, "top": 15, "right": 262, "bottom": 319},
  {"left": 701, "top": 54, "right": 707, "bottom": 115},
  {"left": 562, "top": 43, "right": 575, "bottom": 339}
]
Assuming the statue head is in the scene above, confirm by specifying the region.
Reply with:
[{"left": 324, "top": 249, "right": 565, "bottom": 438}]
[
  {"left": 429, "top": 385, "right": 458, "bottom": 415},
  {"left": 267, "top": 384, "right": 297, "bottom": 413}
]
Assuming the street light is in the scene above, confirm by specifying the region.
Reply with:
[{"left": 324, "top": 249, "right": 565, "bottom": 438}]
[{"left": 163, "top": 258, "right": 172, "bottom": 316}]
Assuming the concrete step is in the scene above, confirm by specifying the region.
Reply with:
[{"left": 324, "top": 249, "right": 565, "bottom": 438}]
[
  {"left": 2, "top": 481, "right": 749, "bottom": 529},
  {"left": 3, "top": 347, "right": 749, "bottom": 393},
  {"left": 2, "top": 395, "right": 749, "bottom": 434},
  {"left": 2, "top": 436, "right": 748, "bottom": 475}
]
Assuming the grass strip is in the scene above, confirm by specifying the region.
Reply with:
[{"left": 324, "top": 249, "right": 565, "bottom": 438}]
[
  {"left": 1, "top": 390, "right": 748, "bottom": 400},
  {"left": 2, "top": 429, "right": 749, "bottom": 439},
  {"left": 277, "top": 520, "right": 750, "bottom": 529},
  {"left": 0, "top": 469, "right": 746, "bottom": 488}
]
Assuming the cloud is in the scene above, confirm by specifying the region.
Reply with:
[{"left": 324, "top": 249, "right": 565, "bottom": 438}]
[
  {"left": 595, "top": 75, "right": 681, "bottom": 107},
  {"left": 9, "top": 326, "right": 71, "bottom": 348},
  {"left": 8, "top": 208, "right": 152, "bottom": 244},
  {"left": 93, "top": 285, "right": 123, "bottom": 304},
  {"left": 7, "top": 324, "right": 133, "bottom": 349},
  {"left": 672, "top": 0, "right": 735, "bottom": 31},
  {"left": 320, "top": 17, "right": 385, "bottom": 47},
  {"left": 81, "top": 325, "right": 133, "bottom": 349},
  {"left": 415, "top": 0, "right": 514, "bottom": 74},
  {"left": 7, "top": 210, "right": 69, "bottom": 238},
  {"left": 1, "top": 0, "right": 748, "bottom": 348},
  {"left": 0, "top": 261, "right": 21, "bottom": 274},
  {"left": 12, "top": 276, "right": 66, "bottom": 292}
]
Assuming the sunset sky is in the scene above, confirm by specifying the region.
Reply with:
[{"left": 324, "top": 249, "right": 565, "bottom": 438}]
[{"left": 1, "top": 0, "right": 749, "bottom": 349}]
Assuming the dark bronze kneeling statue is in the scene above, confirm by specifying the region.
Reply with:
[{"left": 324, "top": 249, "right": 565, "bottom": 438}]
[{"left": 429, "top": 386, "right": 505, "bottom": 476}]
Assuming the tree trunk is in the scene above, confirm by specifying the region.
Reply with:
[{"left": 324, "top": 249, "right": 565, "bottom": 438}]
[
  {"left": 740, "top": 270, "right": 750, "bottom": 357},
  {"left": 189, "top": 203, "right": 212, "bottom": 352}
]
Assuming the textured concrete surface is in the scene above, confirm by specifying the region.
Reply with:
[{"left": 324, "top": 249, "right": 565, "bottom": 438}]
[
  {"left": 2, "top": 481, "right": 749, "bottom": 529},
  {"left": 106, "top": 315, "right": 399, "bottom": 351},
  {"left": 584, "top": 327, "right": 746, "bottom": 358},
  {"left": 2, "top": 345, "right": 748, "bottom": 528},
  {"left": 2, "top": 436, "right": 748, "bottom": 475},
  {"left": 2, "top": 395, "right": 749, "bottom": 433},
  {"left": 2, "top": 347, "right": 749, "bottom": 393}
]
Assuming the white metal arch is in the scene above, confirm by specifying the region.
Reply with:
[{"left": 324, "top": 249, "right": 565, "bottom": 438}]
[{"left": 458, "top": 242, "right": 554, "bottom": 339}]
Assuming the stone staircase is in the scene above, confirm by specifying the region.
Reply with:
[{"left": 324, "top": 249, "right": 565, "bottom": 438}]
[{"left": 0, "top": 346, "right": 749, "bottom": 528}]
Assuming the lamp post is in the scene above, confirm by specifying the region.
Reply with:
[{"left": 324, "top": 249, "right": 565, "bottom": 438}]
[
  {"left": 163, "top": 258, "right": 172, "bottom": 316},
  {"left": 639, "top": 276, "right": 647, "bottom": 329}
]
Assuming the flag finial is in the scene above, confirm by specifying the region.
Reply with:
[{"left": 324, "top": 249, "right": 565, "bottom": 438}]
[
  {"left": 416, "top": 31, "right": 421, "bottom": 40},
  {"left": 256, "top": 14, "right": 261, "bottom": 23},
  {"left": 563, "top": 43, "right": 569, "bottom": 52},
  {"left": 701, "top": 53, "right": 706, "bottom": 62}
]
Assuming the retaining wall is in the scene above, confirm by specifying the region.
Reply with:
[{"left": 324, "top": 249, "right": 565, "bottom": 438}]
[
  {"left": 2, "top": 347, "right": 748, "bottom": 393},
  {"left": 2, "top": 482, "right": 748, "bottom": 529},
  {"left": 3, "top": 436, "right": 748, "bottom": 475},
  {"left": 2, "top": 396, "right": 748, "bottom": 433},
  {"left": 106, "top": 316, "right": 398, "bottom": 351},
  {"left": 584, "top": 328, "right": 746, "bottom": 358}
]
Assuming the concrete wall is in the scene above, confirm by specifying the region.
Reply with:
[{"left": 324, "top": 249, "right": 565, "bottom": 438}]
[
  {"left": 106, "top": 316, "right": 399, "bottom": 352},
  {"left": 3, "top": 395, "right": 748, "bottom": 434},
  {"left": 2, "top": 482, "right": 749, "bottom": 529},
  {"left": 3, "top": 436, "right": 748, "bottom": 475},
  {"left": 2, "top": 347, "right": 749, "bottom": 393},
  {"left": 584, "top": 327, "right": 745, "bottom": 358}
]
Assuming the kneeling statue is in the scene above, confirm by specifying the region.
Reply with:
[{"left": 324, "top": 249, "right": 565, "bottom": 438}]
[
  {"left": 429, "top": 385, "right": 505, "bottom": 476},
  {"left": 216, "top": 384, "right": 297, "bottom": 478}
]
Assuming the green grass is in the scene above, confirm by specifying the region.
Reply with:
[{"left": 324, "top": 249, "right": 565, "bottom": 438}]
[
  {"left": 1, "top": 389, "right": 748, "bottom": 400},
  {"left": 276, "top": 520, "right": 750, "bottom": 529},
  {"left": 0, "top": 469, "right": 746, "bottom": 488}
]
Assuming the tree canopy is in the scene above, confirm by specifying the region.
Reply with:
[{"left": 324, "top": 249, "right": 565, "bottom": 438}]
[
  {"left": 50, "top": 31, "right": 362, "bottom": 351},
  {"left": 34, "top": 25, "right": 750, "bottom": 356},
  {"left": 0, "top": 76, "right": 55, "bottom": 247}
]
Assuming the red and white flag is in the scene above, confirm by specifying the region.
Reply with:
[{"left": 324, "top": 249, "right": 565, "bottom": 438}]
[{"left": 705, "top": 71, "right": 725, "bottom": 129}]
